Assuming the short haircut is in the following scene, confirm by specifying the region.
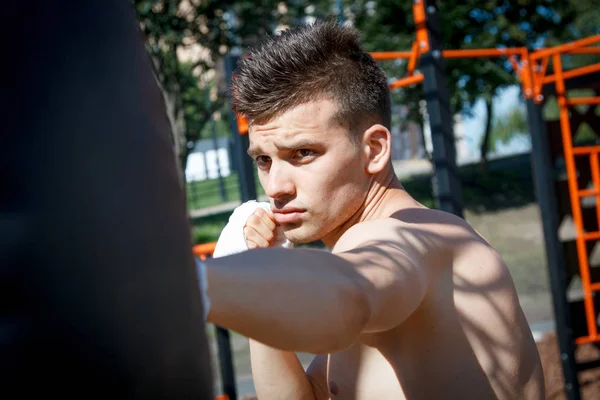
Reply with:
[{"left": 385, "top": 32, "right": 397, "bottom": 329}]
[{"left": 230, "top": 20, "right": 391, "bottom": 139}]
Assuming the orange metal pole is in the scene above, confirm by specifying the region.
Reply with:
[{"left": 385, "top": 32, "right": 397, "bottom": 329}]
[
  {"left": 583, "top": 231, "right": 600, "bottom": 241},
  {"left": 370, "top": 46, "right": 600, "bottom": 62},
  {"left": 591, "top": 153, "right": 600, "bottom": 232},
  {"left": 237, "top": 114, "right": 249, "bottom": 135},
  {"left": 531, "top": 34, "right": 600, "bottom": 60},
  {"left": 579, "top": 188, "right": 597, "bottom": 197},
  {"left": 576, "top": 335, "right": 600, "bottom": 345},
  {"left": 573, "top": 146, "right": 600, "bottom": 155},
  {"left": 554, "top": 53, "right": 599, "bottom": 341},
  {"left": 407, "top": 41, "right": 420, "bottom": 76},
  {"left": 413, "top": 0, "right": 429, "bottom": 53},
  {"left": 369, "top": 51, "right": 413, "bottom": 60},
  {"left": 590, "top": 154, "right": 600, "bottom": 222},
  {"left": 193, "top": 242, "right": 217, "bottom": 260},
  {"left": 542, "top": 62, "right": 600, "bottom": 85},
  {"left": 442, "top": 47, "right": 525, "bottom": 58},
  {"left": 520, "top": 49, "right": 534, "bottom": 99},
  {"left": 568, "top": 47, "right": 600, "bottom": 55},
  {"left": 388, "top": 73, "right": 424, "bottom": 90},
  {"left": 566, "top": 97, "right": 600, "bottom": 106},
  {"left": 532, "top": 56, "right": 550, "bottom": 99}
]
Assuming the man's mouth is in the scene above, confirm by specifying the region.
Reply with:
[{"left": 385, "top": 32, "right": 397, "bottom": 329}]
[{"left": 272, "top": 207, "right": 305, "bottom": 224}]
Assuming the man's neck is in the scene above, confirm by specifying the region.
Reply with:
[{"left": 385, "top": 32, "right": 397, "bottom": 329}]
[{"left": 321, "top": 166, "right": 420, "bottom": 248}]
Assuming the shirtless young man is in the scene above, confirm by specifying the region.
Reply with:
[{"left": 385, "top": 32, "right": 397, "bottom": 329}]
[{"left": 197, "top": 21, "right": 545, "bottom": 399}]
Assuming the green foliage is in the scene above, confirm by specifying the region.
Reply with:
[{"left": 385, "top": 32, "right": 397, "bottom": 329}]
[
  {"left": 133, "top": 0, "right": 596, "bottom": 170},
  {"left": 487, "top": 102, "right": 529, "bottom": 153}
]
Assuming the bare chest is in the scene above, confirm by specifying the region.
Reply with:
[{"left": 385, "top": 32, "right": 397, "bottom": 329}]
[{"left": 326, "top": 344, "right": 405, "bottom": 400}]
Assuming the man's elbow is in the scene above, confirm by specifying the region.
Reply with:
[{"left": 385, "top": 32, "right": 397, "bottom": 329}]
[{"left": 311, "top": 278, "right": 371, "bottom": 354}]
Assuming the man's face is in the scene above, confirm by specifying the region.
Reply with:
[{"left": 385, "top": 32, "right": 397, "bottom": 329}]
[{"left": 248, "top": 99, "right": 370, "bottom": 244}]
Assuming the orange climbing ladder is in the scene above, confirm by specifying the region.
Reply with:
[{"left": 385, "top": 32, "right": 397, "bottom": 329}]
[{"left": 542, "top": 50, "right": 600, "bottom": 345}]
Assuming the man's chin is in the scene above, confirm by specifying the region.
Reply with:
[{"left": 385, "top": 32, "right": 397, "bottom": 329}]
[{"left": 282, "top": 227, "right": 323, "bottom": 245}]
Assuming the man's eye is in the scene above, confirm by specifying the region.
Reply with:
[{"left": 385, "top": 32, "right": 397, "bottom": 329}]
[
  {"left": 295, "top": 149, "right": 315, "bottom": 159},
  {"left": 255, "top": 156, "right": 271, "bottom": 168}
]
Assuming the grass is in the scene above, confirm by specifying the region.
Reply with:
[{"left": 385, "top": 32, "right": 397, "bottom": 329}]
[
  {"left": 191, "top": 211, "right": 235, "bottom": 244},
  {"left": 186, "top": 169, "right": 268, "bottom": 211}
]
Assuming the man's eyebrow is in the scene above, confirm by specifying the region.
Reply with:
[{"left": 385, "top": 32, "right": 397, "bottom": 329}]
[
  {"left": 275, "top": 139, "right": 322, "bottom": 151},
  {"left": 247, "top": 146, "right": 262, "bottom": 158},
  {"left": 247, "top": 139, "right": 322, "bottom": 157}
]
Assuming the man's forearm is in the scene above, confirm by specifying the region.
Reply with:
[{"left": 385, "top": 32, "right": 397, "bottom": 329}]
[
  {"left": 205, "top": 247, "right": 369, "bottom": 353},
  {"left": 250, "top": 340, "right": 315, "bottom": 400}
]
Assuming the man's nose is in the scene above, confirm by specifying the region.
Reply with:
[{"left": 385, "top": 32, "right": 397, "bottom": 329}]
[{"left": 265, "top": 163, "right": 295, "bottom": 199}]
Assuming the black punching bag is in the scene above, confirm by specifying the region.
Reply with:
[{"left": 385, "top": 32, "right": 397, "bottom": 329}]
[{"left": 1, "top": 1, "right": 214, "bottom": 397}]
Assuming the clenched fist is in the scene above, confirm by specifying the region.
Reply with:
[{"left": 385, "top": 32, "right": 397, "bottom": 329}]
[{"left": 243, "top": 207, "right": 284, "bottom": 249}]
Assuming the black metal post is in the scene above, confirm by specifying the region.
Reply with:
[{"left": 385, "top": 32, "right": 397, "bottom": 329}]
[
  {"left": 224, "top": 54, "right": 257, "bottom": 202},
  {"left": 211, "top": 118, "right": 228, "bottom": 202},
  {"left": 215, "top": 325, "right": 236, "bottom": 400},
  {"left": 420, "top": 0, "right": 464, "bottom": 218},
  {"left": 526, "top": 99, "right": 580, "bottom": 400}
]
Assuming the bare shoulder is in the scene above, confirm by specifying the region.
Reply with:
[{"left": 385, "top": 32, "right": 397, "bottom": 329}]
[{"left": 333, "top": 207, "right": 483, "bottom": 259}]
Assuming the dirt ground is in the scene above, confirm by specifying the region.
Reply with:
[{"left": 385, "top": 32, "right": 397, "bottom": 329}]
[{"left": 537, "top": 332, "right": 600, "bottom": 399}]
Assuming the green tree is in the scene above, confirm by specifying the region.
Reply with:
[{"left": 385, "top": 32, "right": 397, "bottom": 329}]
[
  {"left": 134, "top": 0, "right": 233, "bottom": 184},
  {"left": 133, "top": 0, "right": 293, "bottom": 184},
  {"left": 488, "top": 103, "right": 529, "bottom": 154}
]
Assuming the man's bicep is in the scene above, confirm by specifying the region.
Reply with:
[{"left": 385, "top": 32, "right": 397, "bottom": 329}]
[{"left": 339, "top": 242, "right": 429, "bottom": 333}]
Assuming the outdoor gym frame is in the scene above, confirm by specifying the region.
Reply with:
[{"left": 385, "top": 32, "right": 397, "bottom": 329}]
[{"left": 194, "top": 1, "right": 600, "bottom": 399}]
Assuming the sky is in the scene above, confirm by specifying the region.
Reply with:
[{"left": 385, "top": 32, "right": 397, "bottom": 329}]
[{"left": 456, "top": 85, "right": 531, "bottom": 163}]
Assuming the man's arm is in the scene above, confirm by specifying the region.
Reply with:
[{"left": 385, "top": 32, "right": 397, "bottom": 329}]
[
  {"left": 205, "top": 221, "right": 430, "bottom": 353},
  {"left": 249, "top": 340, "right": 317, "bottom": 399}
]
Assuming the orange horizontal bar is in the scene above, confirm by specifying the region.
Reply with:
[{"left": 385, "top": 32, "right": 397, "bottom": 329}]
[
  {"left": 388, "top": 74, "right": 424, "bottom": 90},
  {"left": 590, "top": 282, "right": 600, "bottom": 291},
  {"left": 442, "top": 47, "right": 526, "bottom": 58},
  {"left": 370, "top": 51, "right": 413, "bottom": 60},
  {"left": 533, "top": 47, "right": 600, "bottom": 55},
  {"left": 371, "top": 48, "right": 528, "bottom": 60},
  {"left": 567, "top": 96, "right": 600, "bottom": 106},
  {"left": 573, "top": 146, "right": 600, "bottom": 155},
  {"left": 575, "top": 335, "right": 600, "bottom": 345},
  {"left": 583, "top": 231, "right": 600, "bottom": 241},
  {"left": 193, "top": 242, "right": 217, "bottom": 260},
  {"left": 542, "top": 62, "right": 600, "bottom": 85},
  {"left": 531, "top": 34, "right": 600, "bottom": 60},
  {"left": 370, "top": 46, "right": 600, "bottom": 62},
  {"left": 568, "top": 47, "right": 600, "bottom": 55},
  {"left": 578, "top": 189, "right": 598, "bottom": 197}
]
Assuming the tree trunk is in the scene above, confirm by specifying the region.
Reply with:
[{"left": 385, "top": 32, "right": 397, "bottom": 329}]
[
  {"left": 480, "top": 97, "right": 494, "bottom": 171},
  {"left": 163, "top": 88, "right": 188, "bottom": 190}
]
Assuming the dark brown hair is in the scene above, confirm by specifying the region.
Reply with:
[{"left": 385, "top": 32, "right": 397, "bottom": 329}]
[{"left": 230, "top": 20, "right": 391, "bottom": 137}]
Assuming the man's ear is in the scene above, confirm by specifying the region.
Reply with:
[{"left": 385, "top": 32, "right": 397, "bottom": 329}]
[{"left": 362, "top": 124, "right": 392, "bottom": 174}]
